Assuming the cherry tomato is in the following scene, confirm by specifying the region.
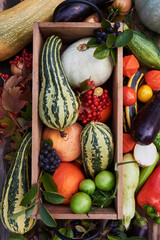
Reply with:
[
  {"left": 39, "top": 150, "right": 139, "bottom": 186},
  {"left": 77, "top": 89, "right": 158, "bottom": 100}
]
[
  {"left": 95, "top": 170, "right": 115, "bottom": 191},
  {"left": 70, "top": 192, "right": 92, "bottom": 214},
  {"left": 79, "top": 179, "right": 96, "bottom": 195},
  {"left": 112, "top": 0, "right": 132, "bottom": 16},
  {"left": 138, "top": 85, "right": 153, "bottom": 103},
  {"left": 123, "top": 86, "right": 137, "bottom": 106}
]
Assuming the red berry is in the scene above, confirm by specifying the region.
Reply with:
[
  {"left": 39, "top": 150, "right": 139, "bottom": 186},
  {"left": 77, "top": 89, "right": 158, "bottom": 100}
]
[
  {"left": 85, "top": 102, "right": 89, "bottom": 107},
  {"left": 2, "top": 74, "right": 5, "bottom": 78},
  {"left": 102, "top": 105, "right": 106, "bottom": 109},
  {"left": 92, "top": 112, "right": 97, "bottom": 117},
  {"left": 87, "top": 80, "right": 91, "bottom": 85},
  {"left": 91, "top": 81, "right": 95, "bottom": 85},
  {"left": 9, "top": 60, "right": 13, "bottom": 64},
  {"left": 92, "top": 87, "right": 96, "bottom": 90},
  {"left": 90, "top": 104, "right": 95, "bottom": 109},
  {"left": 20, "top": 58, "right": 24, "bottom": 63},
  {"left": 0, "top": 138, "right": 2, "bottom": 143},
  {"left": 104, "top": 89, "right": 108, "bottom": 93},
  {"left": 94, "top": 102, "right": 99, "bottom": 106},
  {"left": 93, "top": 95, "right": 98, "bottom": 99},
  {"left": 87, "top": 95, "right": 92, "bottom": 100},
  {"left": 87, "top": 114, "right": 92, "bottom": 118},
  {"left": 96, "top": 111, "right": 100, "bottom": 116},
  {"left": 87, "top": 110, "right": 92, "bottom": 114},
  {"left": 87, "top": 100, "right": 92, "bottom": 105},
  {"left": 82, "top": 119, "right": 87, "bottom": 124},
  {"left": 87, "top": 90, "right": 93, "bottom": 95}
]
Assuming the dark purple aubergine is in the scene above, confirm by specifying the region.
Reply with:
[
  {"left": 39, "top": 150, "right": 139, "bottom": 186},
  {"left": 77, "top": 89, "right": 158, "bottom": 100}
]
[
  {"left": 130, "top": 90, "right": 160, "bottom": 145},
  {"left": 126, "top": 211, "right": 148, "bottom": 239},
  {"left": 52, "top": 0, "right": 113, "bottom": 22}
]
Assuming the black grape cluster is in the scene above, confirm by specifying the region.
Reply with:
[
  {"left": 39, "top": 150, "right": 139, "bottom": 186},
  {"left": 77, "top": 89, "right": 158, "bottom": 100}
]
[
  {"left": 39, "top": 141, "right": 61, "bottom": 173},
  {"left": 95, "top": 22, "right": 122, "bottom": 45}
]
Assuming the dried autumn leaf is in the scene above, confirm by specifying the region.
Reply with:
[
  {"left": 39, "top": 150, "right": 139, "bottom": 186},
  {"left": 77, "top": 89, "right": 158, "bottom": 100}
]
[
  {"left": 2, "top": 86, "right": 27, "bottom": 114},
  {"left": 20, "top": 84, "right": 32, "bottom": 102},
  {"left": 0, "top": 97, "right": 7, "bottom": 118},
  {"left": 0, "top": 117, "right": 16, "bottom": 137},
  {"left": 4, "top": 75, "right": 23, "bottom": 91}
]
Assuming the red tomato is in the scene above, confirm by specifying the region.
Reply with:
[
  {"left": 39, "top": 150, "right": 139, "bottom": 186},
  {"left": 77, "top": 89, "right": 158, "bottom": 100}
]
[
  {"left": 123, "top": 86, "right": 137, "bottom": 106},
  {"left": 112, "top": 0, "right": 132, "bottom": 16}
]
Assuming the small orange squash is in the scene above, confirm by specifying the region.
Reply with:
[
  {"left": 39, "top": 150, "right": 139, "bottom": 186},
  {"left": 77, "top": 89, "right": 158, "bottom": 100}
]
[{"left": 42, "top": 122, "right": 83, "bottom": 162}]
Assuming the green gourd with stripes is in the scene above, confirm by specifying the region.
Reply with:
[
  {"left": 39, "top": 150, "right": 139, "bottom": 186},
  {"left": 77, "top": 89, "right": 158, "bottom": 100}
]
[
  {"left": 39, "top": 35, "right": 79, "bottom": 131},
  {"left": 81, "top": 122, "right": 114, "bottom": 179},
  {"left": 0, "top": 132, "right": 36, "bottom": 234}
]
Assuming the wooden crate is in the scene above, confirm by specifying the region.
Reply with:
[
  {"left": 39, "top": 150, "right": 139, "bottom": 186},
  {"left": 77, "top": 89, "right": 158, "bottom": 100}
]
[{"left": 32, "top": 22, "right": 123, "bottom": 220}]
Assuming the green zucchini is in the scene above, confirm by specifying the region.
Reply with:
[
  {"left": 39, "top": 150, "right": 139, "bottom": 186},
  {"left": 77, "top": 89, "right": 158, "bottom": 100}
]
[
  {"left": 81, "top": 122, "right": 114, "bottom": 179},
  {"left": 124, "top": 24, "right": 160, "bottom": 70},
  {"left": 39, "top": 35, "right": 79, "bottom": 131},
  {"left": 0, "top": 132, "right": 36, "bottom": 234},
  {"left": 123, "top": 71, "right": 144, "bottom": 132}
]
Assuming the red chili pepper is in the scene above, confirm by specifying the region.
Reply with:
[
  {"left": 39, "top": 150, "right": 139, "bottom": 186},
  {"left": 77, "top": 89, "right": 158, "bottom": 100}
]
[{"left": 137, "top": 165, "right": 160, "bottom": 220}]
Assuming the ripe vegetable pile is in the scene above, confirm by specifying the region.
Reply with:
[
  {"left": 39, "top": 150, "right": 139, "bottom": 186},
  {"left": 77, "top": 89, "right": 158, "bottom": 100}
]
[
  {"left": 38, "top": 33, "right": 117, "bottom": 215},
  {"left": 122, "top": 53, "right": 160, "bottom": 230}
]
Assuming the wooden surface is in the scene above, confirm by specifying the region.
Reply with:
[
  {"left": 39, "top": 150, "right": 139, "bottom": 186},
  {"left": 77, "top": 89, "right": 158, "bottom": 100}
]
[{"left": 0, "top": 0, "right": 160, "bottom": 239}]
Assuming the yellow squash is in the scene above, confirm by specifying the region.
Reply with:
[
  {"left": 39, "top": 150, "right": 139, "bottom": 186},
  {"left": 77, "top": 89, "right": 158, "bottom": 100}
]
[{"left": 0, "top": 0, "right": 63, "bottom": 61}]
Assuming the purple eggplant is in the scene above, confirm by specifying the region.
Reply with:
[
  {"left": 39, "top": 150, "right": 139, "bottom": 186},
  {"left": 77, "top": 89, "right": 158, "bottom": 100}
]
[
  {"left": 130, "top": 90, "right": 160, "bottom": 145},
  {"left": 52, "top": 0, "right": 113, "bottom": 22},
  {"left": 126, "top": 211, "right": 148, "bottom": 239}
]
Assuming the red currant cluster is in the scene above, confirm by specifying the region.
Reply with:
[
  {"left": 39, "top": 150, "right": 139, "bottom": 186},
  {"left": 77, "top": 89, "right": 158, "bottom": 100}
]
[
  {"left": 0, "top": 73, "right": 9, "bottom": 81},
  {"left": 9, "top": 49, "right": 32, "bottom": 78},
  {"left": 78, "top": 81, "right": 112, "bottom": 124}
]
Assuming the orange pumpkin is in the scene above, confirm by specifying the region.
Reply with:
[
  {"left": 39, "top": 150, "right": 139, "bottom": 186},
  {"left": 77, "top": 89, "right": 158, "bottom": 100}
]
[{"left": 42, "top": 122, "right": 82, "bottom": 162}]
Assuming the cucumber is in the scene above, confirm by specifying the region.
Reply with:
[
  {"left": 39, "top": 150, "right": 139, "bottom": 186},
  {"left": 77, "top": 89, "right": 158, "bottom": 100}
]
[{"left": 124, "top": 24, "right": 160, "bottom": 70}]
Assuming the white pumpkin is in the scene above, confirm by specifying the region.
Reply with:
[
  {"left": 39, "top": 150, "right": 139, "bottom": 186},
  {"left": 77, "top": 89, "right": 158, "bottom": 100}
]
[{"left": 61, "top": 37, "right": 114, "bottom": 88}]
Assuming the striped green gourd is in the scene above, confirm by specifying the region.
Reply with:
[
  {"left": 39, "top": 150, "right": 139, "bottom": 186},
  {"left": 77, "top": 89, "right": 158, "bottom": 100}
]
[
  {"left": 81, "top": 122, "right": 114, "bottom": 178},
  {"left": 0, "top": 132, "right": 36, "bottom": 234},
  {"left": 39, "top": 35, "right": 79, "bottom": 131}
]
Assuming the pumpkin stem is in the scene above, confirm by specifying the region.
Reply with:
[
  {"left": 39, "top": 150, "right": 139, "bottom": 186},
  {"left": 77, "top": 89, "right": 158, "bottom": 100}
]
[{"left": 77, "top": 43, "right": 88, "bottom": 51}]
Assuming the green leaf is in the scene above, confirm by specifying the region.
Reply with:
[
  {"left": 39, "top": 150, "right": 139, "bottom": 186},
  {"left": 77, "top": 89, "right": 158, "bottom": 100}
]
[
  {"left": 20, "top": 184, "right": 38, "bottom": 206},
  {"left": 101, "top": 19, "right": 111, "bottom": 30},
  {"left": 106, "top": 34, "right": 116, "bottom": 48},
  {"left": 87, "top": 37, "right": 98, "bottom": 47},
  {"left": 75, "top": 225, "right": 87, "bottom": 233},
  {"left": 79, "top": 79, "right": 94, "bottom": 93},
  {"left": 41, "top": 172, "right": 58, "bottom": 192},
  {"left": 153, "top": 132, "right": 160, "bottom": 150},
  {"left": 39, "top": 203, "right": 57, "bottom": 227},
  {"left": 8, "top": 202, "right": 37, "bottom": 220},
  {"left": 115, "top": 29, "right": 133, "bottom": 47},
  {"left": 42, "top": 191, "right": 66, "bottom": 204},
  {"left": 53, "top": 228, "right": 67, "bottom": 240},
  {"left": 25, "top": 202, "right": 37, "bottom": 218},
  {"left": 8, "top": 234, "right": 25, "bottom": 240},
  {"left": 110, "top": 48, "right": 117, "bottom": 66},
  {"left": 67, "top": 228, "right": 74, "bottom": 238},
  {"left": 94, "top": 44, "right": 110, "bottom": 59},
  {"left": 21, "top": 103, "right": 32, "bottom": 121},
  {"left": 107, "top": 236, "right": 121, "bottom": 240}
]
